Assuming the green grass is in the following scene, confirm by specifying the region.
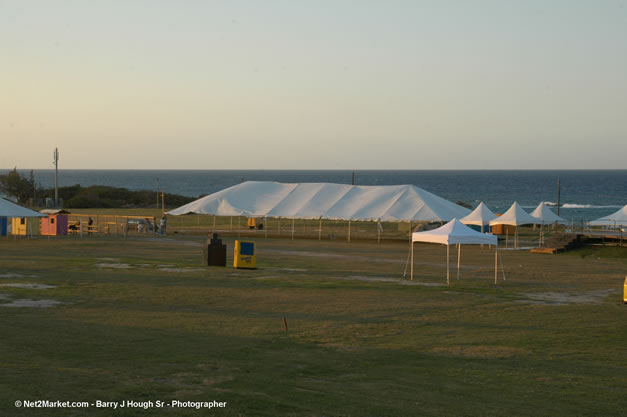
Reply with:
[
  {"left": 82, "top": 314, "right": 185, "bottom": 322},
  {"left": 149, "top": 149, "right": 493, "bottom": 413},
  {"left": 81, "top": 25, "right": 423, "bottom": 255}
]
[
  {"left": 565, "top": 245, "right": 627, "bottom": 260},
  {"left": 1, "top": 235, "right": 626, "bottom": 416}
]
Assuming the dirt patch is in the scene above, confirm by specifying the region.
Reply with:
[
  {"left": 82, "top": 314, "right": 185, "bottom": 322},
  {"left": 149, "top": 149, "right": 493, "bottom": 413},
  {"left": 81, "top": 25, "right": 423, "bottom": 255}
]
[
  {"left": 0, "top": 273, "right": 36, "bottom": 278},
  {"left": 0, "top": 283, "right": 56, "bottom": 289},
  {"left": 95, "top": 263, "right": 132, "bottom": 269},
  {"left": 0, "top": 299, "right": 61, "bottom": 308},
  {"left": 344, "top": 275, "right": 443, "bottom": 286},
  {"left": 519, "top": 289, "right": 618, "bottom": 305},
  {"left": 432, "top": 345, "right": 528, "bottom": 358},
  {"left": 158, "top": 268, "right": 205, "bottom": 273}
]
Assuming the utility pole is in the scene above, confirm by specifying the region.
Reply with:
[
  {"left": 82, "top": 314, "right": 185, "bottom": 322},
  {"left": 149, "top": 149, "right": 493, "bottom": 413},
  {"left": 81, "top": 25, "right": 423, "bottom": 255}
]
[
  {"left": 53, "top": 147, "right": 59, "bottom": 207},
  {"left": 556, "top": 178, "right": 561, "bottom": 216}
]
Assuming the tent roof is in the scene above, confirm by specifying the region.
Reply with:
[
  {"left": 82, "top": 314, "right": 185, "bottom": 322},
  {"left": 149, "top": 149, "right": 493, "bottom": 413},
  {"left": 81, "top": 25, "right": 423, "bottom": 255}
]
[
  {"left": 167, "top": 181, "right": 471, "bottom": 222},
  {"left": 589, "top": 205, "right": 627, "bottom": 226},
  {"left": 0, "top": 198, "right": 46, "bottom": 218},
  {"left": 530, "top": 202, "right": 567, "bottom": 224},
  {"left": 412, "top": 218, "right": 498, "bottom": 245},
  {"left": 460, "top": 202, "right": 497, "bottom": 226},
  {"left": 489, "top": 202, "right": 537, "bottom": 226},
  {"left": 40, "top": 209, "right": 71, "bottom": 215}
]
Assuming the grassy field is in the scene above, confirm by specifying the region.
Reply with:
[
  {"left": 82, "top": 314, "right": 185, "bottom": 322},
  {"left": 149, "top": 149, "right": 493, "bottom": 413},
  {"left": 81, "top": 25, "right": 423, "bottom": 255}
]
[{"left": 1, "top": 233, "right": 626, "bottom": 416}]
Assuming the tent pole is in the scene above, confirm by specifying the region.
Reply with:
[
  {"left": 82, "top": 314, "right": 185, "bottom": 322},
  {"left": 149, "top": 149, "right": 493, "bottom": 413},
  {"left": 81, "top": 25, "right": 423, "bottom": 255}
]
[
  {"left": 265, "top": 217, "right": 267, "bottom": 239},
  {"left": 213, "top": 215, "right": 216, "bottom": 229},
  {"left": 237, "top": 217, "right": 240, "bottom": 238},
  {"left": 408, "top": 221, "right": 412, "bottom": 241},
  {"left": 348, "top": 220, "right": 351, "bottom": 243},
  {"left": 446, "top": 245, "right": 450, "bottom": 286},
  {"left": 494, "top": 248, "right": 498, "bottom": 285},
  {"left": 505, "top": 228, "right": 508, "bottom": 248},
  {"left": 318, "top": 218, "right": 322, "bottom": 241},
  {"left": 499, "top": 250, "right": 506, "bottom": 281},
  {"left": 457, "top": 244, "right": 461, "bottom": 280},
  {"left": 291, "top": 218, "right": 295, "bottom": 240},
  {"left": 377, "top": 220, "right": 381, "bottom": 244},
  {"left": 230, "top": 216, "right": 232, "bottom": 231},
  {"left": 410, "top": 241, "right": 414, "bottom": 280},
  {"left": 515, "top": 226, "right": 518, "bottom": 249}
]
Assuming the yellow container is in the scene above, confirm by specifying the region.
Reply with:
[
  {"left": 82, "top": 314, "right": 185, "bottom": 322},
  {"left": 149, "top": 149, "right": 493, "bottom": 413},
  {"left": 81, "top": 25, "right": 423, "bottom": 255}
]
[
  {"left": 234, "top": 240, "right": 256, "bottom": 269},
  {"left": 12, "top": 217, "right": 28, "bottom": 235}
]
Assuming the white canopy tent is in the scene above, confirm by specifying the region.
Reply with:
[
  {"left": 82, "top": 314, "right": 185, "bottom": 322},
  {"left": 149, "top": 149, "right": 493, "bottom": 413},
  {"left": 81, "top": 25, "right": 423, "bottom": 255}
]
[
  {"left": 460, "top": 202, "right": 497, "bottom": 232},
  {"left": 530, "top": 202, "right": 568, "bottom": 246},
  {"left": 167, "top": 181, "right": 471, "bottom": 221},
  {"left": 530, "top": 202, "right": 567, "bottom": 225},
  {"left": 589, "top": 205, "right": 627, "bottom": 227},
  {"left": 489, "top": 202, "right": 537, "bottom": 248},
  {"left": 410, "top": 219, "right": 500, "bottom": 285}
]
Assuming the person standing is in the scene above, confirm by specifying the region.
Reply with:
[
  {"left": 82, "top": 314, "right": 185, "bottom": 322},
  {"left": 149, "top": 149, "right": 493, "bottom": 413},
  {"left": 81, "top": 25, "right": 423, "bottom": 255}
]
[{"left": 160, "top": 215, "right": 167, "bottom": 236}]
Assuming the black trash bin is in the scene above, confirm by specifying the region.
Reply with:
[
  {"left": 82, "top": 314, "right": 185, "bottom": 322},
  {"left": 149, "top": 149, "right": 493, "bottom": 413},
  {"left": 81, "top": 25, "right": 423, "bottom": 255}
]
[{"left": 203, "top": 233, "right": 227, "bottom": 266}]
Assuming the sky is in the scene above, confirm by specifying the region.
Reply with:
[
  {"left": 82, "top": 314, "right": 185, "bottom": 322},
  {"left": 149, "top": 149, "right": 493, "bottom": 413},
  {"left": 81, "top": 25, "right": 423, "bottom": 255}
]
[{"left": 1, "top": 0, "right": 626, "bottom": 169}]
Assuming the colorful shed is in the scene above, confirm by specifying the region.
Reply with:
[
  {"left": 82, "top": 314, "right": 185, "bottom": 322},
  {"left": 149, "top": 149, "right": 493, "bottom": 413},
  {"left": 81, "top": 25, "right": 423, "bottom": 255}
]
[
  {"left": 12, "top": 217, "right": 28, "bottom": 235},
  {"left": 40, "top": 209, "right": 70, "bottom": 236}
]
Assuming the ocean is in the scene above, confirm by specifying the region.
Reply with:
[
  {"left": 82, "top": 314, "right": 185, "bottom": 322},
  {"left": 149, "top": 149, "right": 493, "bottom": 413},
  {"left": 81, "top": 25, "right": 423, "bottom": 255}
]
[{"left": 15, "top": 169, "right": 627, "bottom": 222}]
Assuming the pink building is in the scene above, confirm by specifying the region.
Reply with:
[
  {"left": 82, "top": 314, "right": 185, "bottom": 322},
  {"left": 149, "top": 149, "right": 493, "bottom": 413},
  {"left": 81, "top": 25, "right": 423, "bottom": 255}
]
[{"left": 40, "top": 209, "right": 70, "bottom": 236}]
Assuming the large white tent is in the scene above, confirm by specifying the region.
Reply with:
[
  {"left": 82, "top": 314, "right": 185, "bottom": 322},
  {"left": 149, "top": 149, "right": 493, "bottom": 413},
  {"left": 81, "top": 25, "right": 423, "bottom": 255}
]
[
  {"left": 410, "top": 219, "right": 500, "bottom": 285},
  {"left": 489, "top": 202, "right": 537, "bottom": 248},
  {"left": 167, "top": 181, "right": 471, "bottom": 222},
  {"left": 0, "top": 198, "right": 45, "bottom": 218},
  {"left": 589, "top": 205, "right": 627, "bottom": 227},
  {"left": 460, "top": 202, "right": 497, "bottom": 232}
]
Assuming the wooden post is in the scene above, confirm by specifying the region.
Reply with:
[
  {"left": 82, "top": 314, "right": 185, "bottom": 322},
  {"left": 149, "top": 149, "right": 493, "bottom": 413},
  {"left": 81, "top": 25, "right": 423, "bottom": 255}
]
[
  {"left": 377, "top": 220, "right": 381, "bottom": 244},
  {"left": 291, "top": 219, "right": 295, "bottom": 240},
  {"left": 348, "top": 220, "right": 351, "bottom": 242}
]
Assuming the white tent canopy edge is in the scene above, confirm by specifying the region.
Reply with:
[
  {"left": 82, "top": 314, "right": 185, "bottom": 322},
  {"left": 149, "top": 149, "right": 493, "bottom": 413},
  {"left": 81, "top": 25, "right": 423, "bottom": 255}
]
[{"left": 167, "top": 181, "right": 471, "bottom": 222}]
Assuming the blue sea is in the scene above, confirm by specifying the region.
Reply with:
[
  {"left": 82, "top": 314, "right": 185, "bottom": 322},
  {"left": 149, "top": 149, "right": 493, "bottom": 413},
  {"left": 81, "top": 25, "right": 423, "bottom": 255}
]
[{"left": 15, "top": 169, "right": 627, "bottom": 222}]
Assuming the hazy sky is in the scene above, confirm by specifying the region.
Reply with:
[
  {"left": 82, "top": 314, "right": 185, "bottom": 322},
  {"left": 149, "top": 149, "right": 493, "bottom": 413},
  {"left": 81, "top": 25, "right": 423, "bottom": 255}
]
[{"left": 1, "top": 1, "right": 626, "bottom": 169}]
